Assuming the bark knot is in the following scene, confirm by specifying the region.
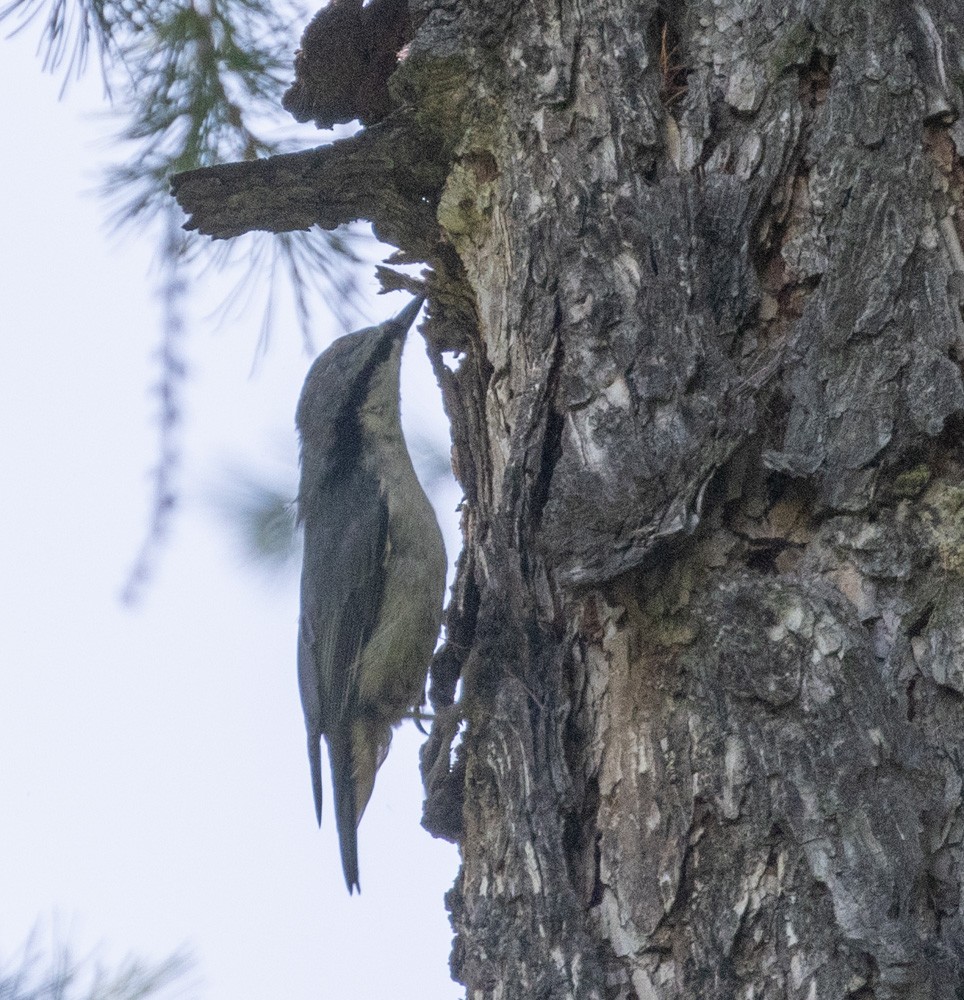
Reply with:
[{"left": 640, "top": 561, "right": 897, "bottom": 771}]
[{"left": 283, "top": 0, "right": 413, "bottom": 128}]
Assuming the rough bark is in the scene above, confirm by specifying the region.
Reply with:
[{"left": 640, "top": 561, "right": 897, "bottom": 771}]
[
  {"left": 282, "top": 0, "right": 412, "bottom": 127},
  {"left": 174, "top": 1, "right": 964, "bottom": 997}
]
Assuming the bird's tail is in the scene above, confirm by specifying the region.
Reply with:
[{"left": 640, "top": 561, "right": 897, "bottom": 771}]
[
  {"left": 329, "top": 723, "right": 360, "bottom": 893},
  {"left": 308, "top": 731, "right": 324, "bottom": 826}
]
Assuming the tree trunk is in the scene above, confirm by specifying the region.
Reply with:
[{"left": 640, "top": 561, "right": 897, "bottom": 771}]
[
  {"left": 417, "top": 2, "right": 964, "bottom": 997},
  {"left": 175, "top": 1, "right": 964, "bottom": 996}
]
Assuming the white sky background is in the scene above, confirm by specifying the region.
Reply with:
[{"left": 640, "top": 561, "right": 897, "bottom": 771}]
[{"left": 0, "top": 32, "right": 462, "bottom": 1000}]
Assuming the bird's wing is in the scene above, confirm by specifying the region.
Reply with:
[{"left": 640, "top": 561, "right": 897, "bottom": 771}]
[
  {"left": 298, "top": 461, "right": 389, "bottom": 735},
  {"left": 298, "top": 462, "right": 388, "bottom": 875}
]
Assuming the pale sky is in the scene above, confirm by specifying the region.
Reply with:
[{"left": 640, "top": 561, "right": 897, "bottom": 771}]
[{"left": 1, "top": 31, "right": 462, "bottom": 1000}]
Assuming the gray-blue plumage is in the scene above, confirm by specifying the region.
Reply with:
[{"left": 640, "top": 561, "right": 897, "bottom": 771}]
[{"left": 295, "top": 297, "right": 445, "bottom": 892}]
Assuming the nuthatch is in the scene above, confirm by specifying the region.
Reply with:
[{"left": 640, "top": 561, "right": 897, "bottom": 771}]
[{"left": 296, "top": 296, "right": 446, "bottom": 893}]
